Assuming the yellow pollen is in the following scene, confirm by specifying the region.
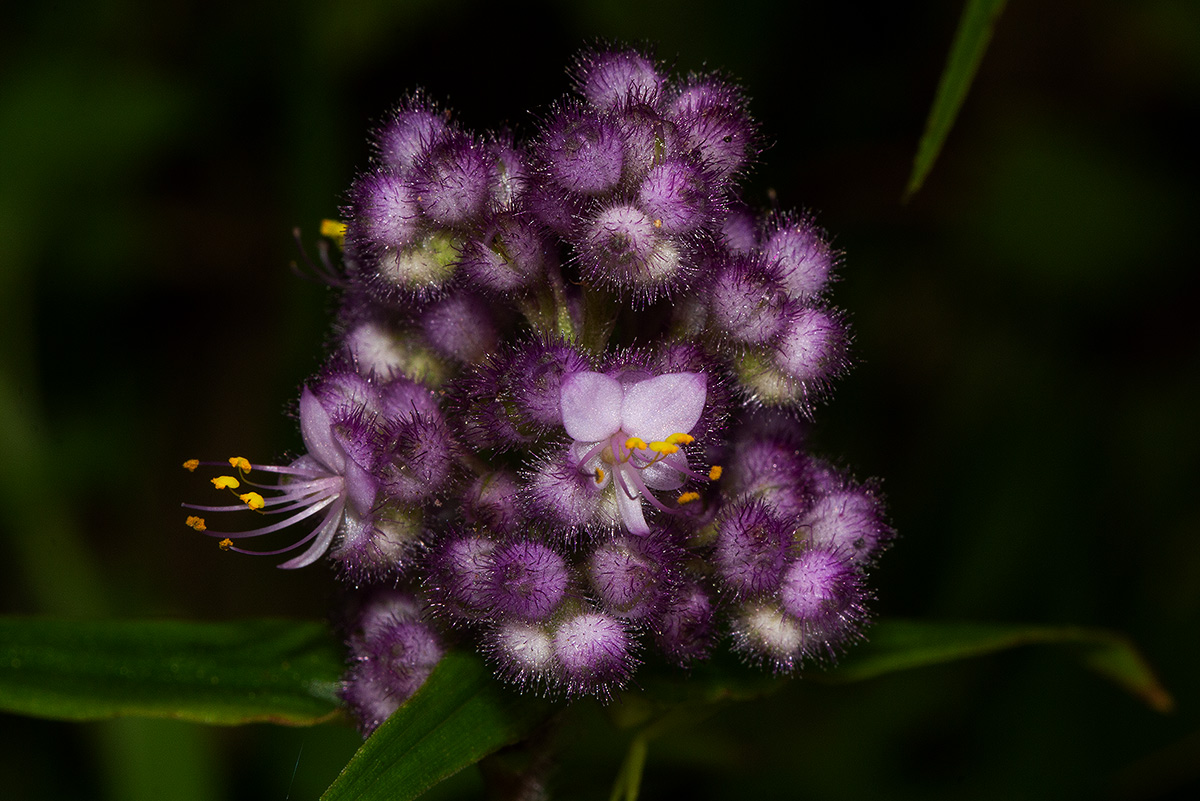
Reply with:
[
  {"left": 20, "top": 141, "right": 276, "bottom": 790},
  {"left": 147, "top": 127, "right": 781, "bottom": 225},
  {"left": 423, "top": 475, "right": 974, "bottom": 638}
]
[
  {"left": 677, "top": 492, "right": 701, "bottom": 505},
  {"left": 665, "top": 433, "right": 694, "bottom": 445},
  {"left": 228, "top": 456, "right": 252, "bottom": 473},
  {"left": 648, "top": 441, "right": 679, "bottom": 455},
  {"left": 594, "top": 467, "right": 606, "bottom": 484},
  {"left": 240, "top": 492, "right": 265, "bottom": 510},
  {"left": 185, "top": 516, "right": 207, "bottom": 531},
  {"left": 653, "top": 218, "right": 663, "bottom": 229},
  {"left": 182, "top": 459, "right": 200, "bottom": 472},
  {"left": 218, "top": 538, "right": 233, "bottom": 551},
  {"left": 211, "top": 475, "right": 240, "bottom": 490},
  {"left": 709, "top": 465, "right": 723, "bottom": 481},
  {"left": 624, "top": 437, "right": 648, "bottom": 451},
  {"left": 320, "top": 219, "right": 347, "bottom": 246}
]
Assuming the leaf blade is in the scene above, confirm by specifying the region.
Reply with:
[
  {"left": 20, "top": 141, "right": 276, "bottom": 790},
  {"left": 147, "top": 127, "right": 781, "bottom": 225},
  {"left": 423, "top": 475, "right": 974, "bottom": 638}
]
[
  {"left": 0, "top": 616, "right": 344, "bottom": 725},
  {"left": 905, "top": 0, "right": 1007, "bottom": 199},
  {"left": 823, "top": 619, "right": 1173, "bottom": 712},
  {"left": 322, "top": 650, "right": 553, "bottom": 801}
]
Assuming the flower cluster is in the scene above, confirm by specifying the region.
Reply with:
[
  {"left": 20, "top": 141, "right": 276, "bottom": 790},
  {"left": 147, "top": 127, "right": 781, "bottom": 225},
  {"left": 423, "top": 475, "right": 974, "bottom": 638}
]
[{"left": 184, "top": 44, "right": 890, "bottom": 733}]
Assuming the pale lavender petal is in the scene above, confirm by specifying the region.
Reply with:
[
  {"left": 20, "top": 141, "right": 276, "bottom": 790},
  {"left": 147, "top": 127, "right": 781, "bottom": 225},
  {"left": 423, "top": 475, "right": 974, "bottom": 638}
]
[
  {"left": 343, "top": 457, "right": 378, "bottom": 517},
  {"left": 621, "top": 372, "right": 707, "bottom": 442},
  {"left": 641, "top": 452, "right": 688, "bottom": 490},
  {"left": 561, "top": 371, "right": 624, "bottom": 442},
  {"left": 614, "top": 479, "right": 652, "bottom": 534},
  {"left": 299, "top": 387, "right": 346, "bottom": 474}
]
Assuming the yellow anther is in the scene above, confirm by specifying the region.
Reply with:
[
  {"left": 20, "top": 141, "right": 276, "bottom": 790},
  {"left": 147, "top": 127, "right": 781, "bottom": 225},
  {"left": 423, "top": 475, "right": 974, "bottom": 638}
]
[
  {"left": 648, "top": 441, "right": 679, "bottom": 455},
  {"left": 709, "top": 465, "right": 723, "bottom": 481},
  {"left": 320, "top": 219, "right": 347, "bottom": 246},
  {"left": 594, "top": 467, "right": 606, "bottom": 484},
  {"left": 240, "top": 492, "right": 265, "bottom": 510},
  {"left": 211, "top": 475, "right": 240, "bottom": 490},
  {"left": 665, "top": 433, "right": 694, "bottom": 445},
  {"left": 228, "top": 456, "right": 252, "bottom": 473},
  {"left": 624, "top": 437, "right": 648, "bottom": 451},
  {"left": 218, "top": 538, "right": 233, "bottom": 551},
  {"left": 182, "top": 459, "right": 200, "bottom": 472},
  {"left": 677, "top": 492, "right": 701, "bottom": 505},
  {"left": 185, "top": 516, "right": 207, "bottom": 531}
]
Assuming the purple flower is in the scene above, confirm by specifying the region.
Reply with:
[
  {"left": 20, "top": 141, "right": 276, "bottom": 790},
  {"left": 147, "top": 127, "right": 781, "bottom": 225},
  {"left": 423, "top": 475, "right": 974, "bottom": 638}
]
[
  {"left": 183, "top": 383, "right": 380, "bottom": 569},
  {"left": 559, "top": 370, "right": 711, "bottom": 534}
]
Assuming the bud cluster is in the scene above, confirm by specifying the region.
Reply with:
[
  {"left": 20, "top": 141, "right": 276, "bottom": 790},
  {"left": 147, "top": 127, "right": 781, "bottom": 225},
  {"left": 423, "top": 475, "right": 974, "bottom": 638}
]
[{"left": 184, "top": 44, "right": 890, "bottom": 733}]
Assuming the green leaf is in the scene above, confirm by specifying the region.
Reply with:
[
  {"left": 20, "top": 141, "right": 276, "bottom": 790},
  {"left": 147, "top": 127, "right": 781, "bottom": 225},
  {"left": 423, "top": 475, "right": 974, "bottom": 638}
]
[
  {"left": 0, "top": 617, "right": 344, "bottom": 725},
  {"left": 905, "top": 0, "right": 1007, "bottom": 199},
  {"left": 322, "top": 650, "right": 553, "bottom": 801},
  {"left": 822, "top": 619, "right": 1174, "bottom": 712}
]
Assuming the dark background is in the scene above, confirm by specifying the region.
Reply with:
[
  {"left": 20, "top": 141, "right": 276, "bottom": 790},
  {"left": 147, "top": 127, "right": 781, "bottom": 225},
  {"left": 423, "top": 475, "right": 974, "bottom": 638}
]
[{"left": 2, "top": 0, "right": 1198, "bottom": 798}]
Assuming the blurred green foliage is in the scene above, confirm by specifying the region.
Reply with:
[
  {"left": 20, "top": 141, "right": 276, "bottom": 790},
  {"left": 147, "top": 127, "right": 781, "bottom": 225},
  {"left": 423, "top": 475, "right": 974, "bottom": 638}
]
[{"left": 1, "top": 0, "right": 1197, "bottom": 798}]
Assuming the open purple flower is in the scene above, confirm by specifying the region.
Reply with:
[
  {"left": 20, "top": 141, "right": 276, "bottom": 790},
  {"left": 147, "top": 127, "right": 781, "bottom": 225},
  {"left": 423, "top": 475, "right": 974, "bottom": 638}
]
[{"left": 559, "top": 370, "right": 714, "bottom": 534}]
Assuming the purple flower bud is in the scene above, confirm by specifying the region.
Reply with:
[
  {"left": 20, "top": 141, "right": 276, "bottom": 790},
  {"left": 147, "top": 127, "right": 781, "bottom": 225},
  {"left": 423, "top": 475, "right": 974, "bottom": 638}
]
[
  {"left": 706, "top": 253, "right": 790, "bottom": 345},
  {"left": 347, "top": 170, "right": 423, "bottom": 250},
  {"left": 487, "top": 131, "right": 531, "bottom": 210},
  {"left": 506, "top": 338, "right": 591, "bottom": 431},
  {"left": 332, "top": 504, "right": 425, "bottom": 583},
  {"left": 376, "top": 409, "right": 459, "bottom": 504},
  {"left": 463, "top": 470, "right": 526, "bottom": 537},
  {"left": 574, "top": 47, "right": 665, "bottom": 110},
  {"left": 668, "top": 75, "right": 747, "bottom": 119},
  {"left": 486, "top": 618, "right": 556, "bottom": 690},
  {"left": 667, "top": 77, "right": 758, "bottom": 182},
  {"left": 427, "top": 531, "right": 497, "bottom": 622},
  {"left": 523, "top": 174, "right": 587, "bottom": 238},
  {"left": 637, "top": 157, "right": 715, "bottom": 236},
  {"left": 373, "top": 94, "right": 449, "bottom": 173},
  {"left": 485, "top": 539, "right": 571, "bottom": 620},
  {"left": 773, "top": 304, "right": 849, "bottom": 386},
  {"left": 799, "top": 484, "right": 891, "bottom": 564},
  {"left": 587, "top": 534, "right": 676, "bottom": 621},
  {"left": 654, "top": 581, "right": 715, "bottom": 666},
  {"left": 720, "top": 204, "right": 760, "bottom": 252},
  {"left": 725, "top": 426, "right": 814, "bottom": 520},
  {"left": 762, "top": 214, "right": 835, "bottom": 299},
  {"left": 411, "top": 132, "right": 497, "bottom": 228},
  {"left": 675, "top": 104, "right": 758, "bottom": 181},
  {"left": 577, "top": 203, "right": 686, "bottom": 298},
  {"left": 341, "top": 589, "right": 443, "bottom": 735},
  {"left": 459, "top": 212, "right": 556, "bottom": 294},
  {"left": 524, "top": 447, "right": 610, "bottom": 536},
  {"left": 420, "top": 292, "right": 501, "bottom": 364},
  {"left": 353, "top": 231, "right": 462, "bottom": 302},
  {"left": 552, "top": 610, "right": 636, "bottom": 698},
  {"left": 731, "top": 601, "right": 805, "bottom": 671},
  {"left": 539, "top": 106, "right": 625, "bottom": 197},
  {"left": 713, "top": 499, "right": 793, "bottom": 598},
  {"left": 616, "top": 103, "right": 682, "bottom": 185},
  {"left": 375, "top": 373, "right": 443, "bottom": 423},
  {"left": 778, "top": 546, "right": 863, "bottom": 630}
]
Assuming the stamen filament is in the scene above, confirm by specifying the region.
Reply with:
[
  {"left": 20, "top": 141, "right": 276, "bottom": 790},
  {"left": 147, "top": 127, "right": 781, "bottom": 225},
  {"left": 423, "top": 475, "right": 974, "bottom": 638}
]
[{"left": 193, "top": 494, "right": 338, "bottom": 538}]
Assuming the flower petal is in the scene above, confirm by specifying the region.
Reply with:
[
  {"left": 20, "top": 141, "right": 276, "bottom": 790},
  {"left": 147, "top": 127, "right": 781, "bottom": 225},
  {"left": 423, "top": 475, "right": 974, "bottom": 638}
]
[
  {"left": 299, "top": 387, "right": 347, "bottom": 474},
  {"left": 620, "top": 372, "right": 707, "bottom": 442},
  {"left": 642, "top": 452, "right": 688, "bottom": 491},
  {"left": 561, "top": 371, "right": 624, "bottom": 443},
  {"left": 613, "top": 469, "right": 651, "bottom": 535}
]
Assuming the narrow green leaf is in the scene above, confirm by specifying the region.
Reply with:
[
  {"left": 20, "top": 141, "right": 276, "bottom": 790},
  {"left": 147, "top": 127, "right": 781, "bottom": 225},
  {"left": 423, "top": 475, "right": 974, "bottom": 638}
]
[
  {"left": 905, "top": 0, "right": 1007, "bottom": 199},
  {"left": 823, "top": 619, "right": 1174, "bottom": 712},
  {"left": 0, "top": 617, "right": 344, "bottom": 725},
  {"left": 322, "top": 650, "right": 553, "bottom": 801},
  {"left": 608, "top": 734, "right": 648, "bottom": 801}
]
